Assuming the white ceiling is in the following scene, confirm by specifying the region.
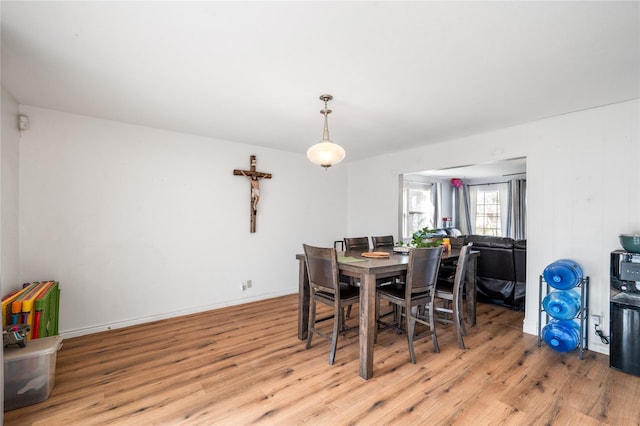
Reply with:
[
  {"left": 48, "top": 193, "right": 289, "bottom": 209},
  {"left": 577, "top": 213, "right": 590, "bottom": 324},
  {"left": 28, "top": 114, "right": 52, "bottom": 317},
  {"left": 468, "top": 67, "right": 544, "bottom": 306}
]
[{"left": 2, "top": 1, "right": 638, "bottom": 162}]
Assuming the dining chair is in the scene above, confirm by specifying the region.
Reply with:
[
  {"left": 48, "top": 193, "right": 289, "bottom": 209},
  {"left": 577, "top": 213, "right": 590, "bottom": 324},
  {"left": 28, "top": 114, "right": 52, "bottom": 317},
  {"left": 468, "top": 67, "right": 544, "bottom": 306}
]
[
  {"left": 371, "top": 234, "right": 405, "bottom": 287},
  {"left": 343, "top": 236, "right": 397, "bottom": 318},
  {"left": 303, "top": 244, "right": 360, "bottom": 365},
  {"left": 371, "top": 235, "right": 394, "bottom": 249},
  {"left": 342, "top": 236, "right": 368, "bottom": 318},
  {"left": 450, "top": 237, "right": 465, "bottom": 249},
  {"left": 437, "top": 236, "right": 466, "bottom": 281},
  {"left": 376, "top": 246, "right": 444, "bottom": 364},
  {"left": 344, "top": 237, "right": 370, "bottom": 252},
  {"left": 434, "top": 243, "right": 472, "bottom": 349}
]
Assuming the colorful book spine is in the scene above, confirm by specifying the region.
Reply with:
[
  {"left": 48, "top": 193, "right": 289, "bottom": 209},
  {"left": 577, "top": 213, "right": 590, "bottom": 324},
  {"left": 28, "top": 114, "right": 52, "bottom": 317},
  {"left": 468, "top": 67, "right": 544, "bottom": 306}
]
[
  {"left": 31, "top": 281, "right": 55, "bottom": 339},
  {"left": 34, "top": 281, "right": 60, "bottom": 338},
  {"left": 21, "top": 281, "right": 54, "bottom": 340},
  {"left": 2, "top": 288, "right": 24, "bottom": 328},
  {"left": 9, "top": 282, "right": 40, "bottom": 325}
]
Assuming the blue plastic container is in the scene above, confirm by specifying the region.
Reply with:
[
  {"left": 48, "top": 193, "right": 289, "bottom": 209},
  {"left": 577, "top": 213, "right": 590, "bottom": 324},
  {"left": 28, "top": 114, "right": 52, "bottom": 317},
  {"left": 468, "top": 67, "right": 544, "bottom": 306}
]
[
  {"left": 542, "top": 319, "right": 581, "bottom": 353},
  {"left": 543, "top": 259, "right": 584, "bottom": 290},
  {"left": 542, "top": 290, "right": 581, "bottom": 320}
]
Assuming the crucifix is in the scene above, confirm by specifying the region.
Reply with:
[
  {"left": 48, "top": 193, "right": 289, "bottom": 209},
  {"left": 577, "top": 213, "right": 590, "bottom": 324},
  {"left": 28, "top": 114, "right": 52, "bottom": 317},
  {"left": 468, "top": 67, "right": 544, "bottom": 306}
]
[{"left": 233, "top": 155, "right": 272, "bottom": 233}]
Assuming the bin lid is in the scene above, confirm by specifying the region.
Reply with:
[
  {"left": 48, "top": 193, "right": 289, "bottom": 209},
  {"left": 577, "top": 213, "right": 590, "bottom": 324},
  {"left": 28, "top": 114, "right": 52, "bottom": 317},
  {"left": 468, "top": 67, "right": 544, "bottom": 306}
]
[{"left": 3, "top": 335, "right": 63, "bottom": 362}]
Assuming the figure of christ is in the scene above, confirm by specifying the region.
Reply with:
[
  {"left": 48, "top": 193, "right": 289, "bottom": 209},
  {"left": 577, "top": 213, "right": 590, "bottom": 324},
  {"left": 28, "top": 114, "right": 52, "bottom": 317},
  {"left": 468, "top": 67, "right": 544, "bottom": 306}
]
[
  {"left": 233, "top": 155, "right": 272, "bottom": 233},
  {"left": 240, "top": 171, "right": 260, "bottom": 213}
]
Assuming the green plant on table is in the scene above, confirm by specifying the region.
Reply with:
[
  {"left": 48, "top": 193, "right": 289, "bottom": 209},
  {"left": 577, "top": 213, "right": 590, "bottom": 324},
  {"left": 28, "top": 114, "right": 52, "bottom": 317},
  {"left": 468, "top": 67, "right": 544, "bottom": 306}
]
[
  {"left": 411, "top": 227, "right": 442, "bottom": 248},
  {"left": 396, "top": 228, "right": 443, "bottom": 248}
]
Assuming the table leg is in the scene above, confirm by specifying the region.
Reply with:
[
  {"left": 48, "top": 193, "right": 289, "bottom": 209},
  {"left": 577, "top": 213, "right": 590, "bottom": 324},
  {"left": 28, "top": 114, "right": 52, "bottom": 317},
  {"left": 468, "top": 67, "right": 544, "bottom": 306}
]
[
  {"left": 359, "top": 272, "right": 376, "bottom": 379},
  {"left": 298, "top": 258, "right": 309, "bottom": 340},
  {"left": 465, "top": 256, "right": 477, "bottom": 326}
]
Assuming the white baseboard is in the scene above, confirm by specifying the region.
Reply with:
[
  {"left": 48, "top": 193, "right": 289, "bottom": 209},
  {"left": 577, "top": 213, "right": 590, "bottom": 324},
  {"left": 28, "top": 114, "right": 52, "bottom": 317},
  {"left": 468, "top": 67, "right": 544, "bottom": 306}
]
[{"left": 60, "top": 289, "right": 297, "bottom": 339}]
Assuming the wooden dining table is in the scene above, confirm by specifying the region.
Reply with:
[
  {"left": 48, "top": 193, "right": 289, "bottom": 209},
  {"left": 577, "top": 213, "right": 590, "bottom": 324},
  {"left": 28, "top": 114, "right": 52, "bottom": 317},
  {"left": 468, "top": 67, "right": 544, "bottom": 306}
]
[{"left": 296, "top": 247, "right": 479, "bottom": 379}]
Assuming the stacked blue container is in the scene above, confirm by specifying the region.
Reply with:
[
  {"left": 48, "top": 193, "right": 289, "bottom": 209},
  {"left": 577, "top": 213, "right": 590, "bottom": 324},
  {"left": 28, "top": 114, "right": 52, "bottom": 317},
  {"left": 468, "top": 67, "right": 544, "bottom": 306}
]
[{"left": 541, "top": 259, "right": 584, "bottom": 353}]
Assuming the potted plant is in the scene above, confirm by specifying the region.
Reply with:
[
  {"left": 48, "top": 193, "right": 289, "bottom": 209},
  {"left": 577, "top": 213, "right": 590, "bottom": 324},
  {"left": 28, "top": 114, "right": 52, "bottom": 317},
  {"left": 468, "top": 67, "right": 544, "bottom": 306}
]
[
  {"left": 394, "top": 228, "right": 442, "bottom": 252},
  {"left": 411, "top": 227, "right": 442, "bottom": 248}
]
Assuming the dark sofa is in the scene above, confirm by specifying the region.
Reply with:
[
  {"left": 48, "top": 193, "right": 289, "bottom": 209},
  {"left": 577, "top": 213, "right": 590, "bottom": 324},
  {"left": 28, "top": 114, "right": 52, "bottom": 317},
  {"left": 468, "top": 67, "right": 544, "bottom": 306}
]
[{"left": 463, "top": 235, "right": 526, "bottom": 310}]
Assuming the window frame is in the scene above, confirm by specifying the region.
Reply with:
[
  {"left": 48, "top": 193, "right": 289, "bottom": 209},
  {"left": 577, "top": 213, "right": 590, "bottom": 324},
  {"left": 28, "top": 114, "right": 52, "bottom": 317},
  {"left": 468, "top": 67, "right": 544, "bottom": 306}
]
[
  {"left": 473, "top": 184, "right": 503, "bottom": 236},
  {"left": 401, "top": 180, "right": 435, "bottom": 240}
]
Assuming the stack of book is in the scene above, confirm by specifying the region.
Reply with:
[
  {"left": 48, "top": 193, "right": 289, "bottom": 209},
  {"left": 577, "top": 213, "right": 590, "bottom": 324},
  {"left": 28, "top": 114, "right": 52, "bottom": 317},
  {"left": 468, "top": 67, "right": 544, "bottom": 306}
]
[{"left": 2, "top": 281, "right": 60, "bottom": 340}]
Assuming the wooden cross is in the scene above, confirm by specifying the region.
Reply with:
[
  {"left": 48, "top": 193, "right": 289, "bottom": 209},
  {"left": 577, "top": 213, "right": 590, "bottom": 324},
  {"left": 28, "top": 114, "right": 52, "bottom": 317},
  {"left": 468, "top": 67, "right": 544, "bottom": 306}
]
[{"left": 233, "top": 155, "right": 272, "bottom": 233}]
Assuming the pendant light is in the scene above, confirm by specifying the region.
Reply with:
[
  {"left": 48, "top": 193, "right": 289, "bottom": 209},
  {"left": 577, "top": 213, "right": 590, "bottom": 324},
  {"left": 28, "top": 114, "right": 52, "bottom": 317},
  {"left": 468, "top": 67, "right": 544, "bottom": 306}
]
[{"left": 306, "top": 94, "right": 346, "bottom": 169}]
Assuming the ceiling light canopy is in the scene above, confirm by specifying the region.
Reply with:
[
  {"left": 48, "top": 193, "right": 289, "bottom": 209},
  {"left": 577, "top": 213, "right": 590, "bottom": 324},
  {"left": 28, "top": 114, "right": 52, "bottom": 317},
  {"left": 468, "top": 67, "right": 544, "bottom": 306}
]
[{"left": 307, "top": 94, "right": 345, "bottom": 169}]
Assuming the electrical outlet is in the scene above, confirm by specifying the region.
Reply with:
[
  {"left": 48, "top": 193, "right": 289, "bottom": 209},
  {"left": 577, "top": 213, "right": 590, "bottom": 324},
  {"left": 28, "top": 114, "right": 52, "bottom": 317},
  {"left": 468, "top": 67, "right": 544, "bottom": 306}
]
[
  {"left": 246, "top": 280, "right": 252, "bottom": 289},
  {"left": 241, "top": 281, "right": 247, "bottom": 291},
  {"left": 592, "top": 314, "right": 601, "bottom": 326}
]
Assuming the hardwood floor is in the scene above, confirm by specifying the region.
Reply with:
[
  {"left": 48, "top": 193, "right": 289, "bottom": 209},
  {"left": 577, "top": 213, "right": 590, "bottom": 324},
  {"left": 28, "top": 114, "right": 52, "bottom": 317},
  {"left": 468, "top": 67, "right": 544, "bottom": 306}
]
[{"left": 4, "top": 294, "right": 640, "bottom": 425}]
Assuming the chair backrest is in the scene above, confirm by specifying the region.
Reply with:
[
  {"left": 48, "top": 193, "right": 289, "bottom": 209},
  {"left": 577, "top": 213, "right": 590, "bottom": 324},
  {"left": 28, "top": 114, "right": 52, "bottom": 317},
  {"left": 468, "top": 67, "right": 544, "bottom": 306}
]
[
  {"left": 344, "top": 237, "right": 369, "bottom": 251},
  {"left": 303, "top": 244, "right": 339, "bottom": 294},
  {"left": 406, "top": 246, "right": 444, "bottom": 295},
  {"left": 371, "top": 235, "right": 394, "bottom": 249},
  {"left": 450, "top": 237, "right": 465, "bottom": 250},
  {"left": 451, "top": 243, "right": 472, "bottom": 297}
]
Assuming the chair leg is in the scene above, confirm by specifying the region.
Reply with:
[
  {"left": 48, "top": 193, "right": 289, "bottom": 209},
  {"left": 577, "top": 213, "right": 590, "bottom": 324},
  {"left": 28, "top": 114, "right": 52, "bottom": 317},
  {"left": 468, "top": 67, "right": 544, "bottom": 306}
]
[
  {"left": 407, "top": 311, "right": 417, "bottom": 364},
  {"left": 455, "top": 319, "right": 465, "bottom": 349},
  {"left": 429, "top": 302, "right": 440, "bottom": 354},
  {"left": 306, "top": 295, "right": 316, "bottom": 350},
  {"left": 388, "top": 303, "right": 404, "bottom": 334},
  {"left": 346, "top": 304, "right": 352, "bottom": 319},
  {"left": 458, "top": 298, "right": 468, "bottom": 336},
  {"left": 329, "top": 305, "right": 340, "bottom": 365},
  {"left": 442, "top": 300, "right": 452, "bottom": 321},
  {"left": 455, "top": 298, "right": 466, "bottom": 350}
]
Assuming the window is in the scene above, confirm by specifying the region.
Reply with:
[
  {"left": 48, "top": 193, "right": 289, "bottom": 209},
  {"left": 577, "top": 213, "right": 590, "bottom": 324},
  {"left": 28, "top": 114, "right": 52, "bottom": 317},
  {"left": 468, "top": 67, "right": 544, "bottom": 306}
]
[
  {"left": 475, "top": 188, "right": 501, "bottom": 236},
  {"left": 402, "top": 181, "right": 434, "bottom": 239}
]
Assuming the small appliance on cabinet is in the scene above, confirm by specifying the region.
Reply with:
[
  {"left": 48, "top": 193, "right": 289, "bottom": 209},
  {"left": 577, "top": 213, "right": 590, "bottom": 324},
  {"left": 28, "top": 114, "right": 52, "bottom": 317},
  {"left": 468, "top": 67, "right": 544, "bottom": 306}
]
[{"left": 610, "top": 249, "right": 640, "bottom": 376}]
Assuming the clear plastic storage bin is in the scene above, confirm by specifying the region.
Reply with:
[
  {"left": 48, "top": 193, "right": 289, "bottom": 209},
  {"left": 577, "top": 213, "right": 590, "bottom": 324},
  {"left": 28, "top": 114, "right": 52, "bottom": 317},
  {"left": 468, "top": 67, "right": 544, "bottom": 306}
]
[{"left": 4, "top": 335, "right": 63, "bottom": 411}]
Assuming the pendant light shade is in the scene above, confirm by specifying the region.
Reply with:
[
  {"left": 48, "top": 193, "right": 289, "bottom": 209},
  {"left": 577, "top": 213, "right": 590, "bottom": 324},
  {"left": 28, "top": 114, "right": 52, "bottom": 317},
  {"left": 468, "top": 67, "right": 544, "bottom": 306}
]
[
  {"left": 307, "top": 141, "right": 346, "bottom": 168},
  {"left": 307, "top": 94, "right": 345, "bottom": 169}
]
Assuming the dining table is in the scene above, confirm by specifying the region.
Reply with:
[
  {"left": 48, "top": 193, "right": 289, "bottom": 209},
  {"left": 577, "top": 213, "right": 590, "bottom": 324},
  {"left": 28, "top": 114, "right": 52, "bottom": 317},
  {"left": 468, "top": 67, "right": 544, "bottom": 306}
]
[{"left": 296, "top": 246, "right": 479, "bottom": 380}]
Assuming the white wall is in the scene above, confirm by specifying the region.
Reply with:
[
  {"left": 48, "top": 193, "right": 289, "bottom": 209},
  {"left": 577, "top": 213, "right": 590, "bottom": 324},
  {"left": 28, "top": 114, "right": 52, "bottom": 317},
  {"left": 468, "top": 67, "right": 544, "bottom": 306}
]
[
  {"left": 1, "top": 84, "right": 21, "bottom": 419},
  {"left": 347, "top": 99, "right": 640, "bottom": 355},
  {"left": 1, "top": 86, "right": 20, "bottom": 293},
  {"left": 18, "top": 106, "right": 348, "bottom": 337}
]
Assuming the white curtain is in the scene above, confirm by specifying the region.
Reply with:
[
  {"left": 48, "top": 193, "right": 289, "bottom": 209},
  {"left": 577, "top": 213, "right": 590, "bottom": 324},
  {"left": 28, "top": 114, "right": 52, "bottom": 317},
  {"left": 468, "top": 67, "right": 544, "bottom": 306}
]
[
  {"left": 458, "top": 184, "right": 476, "bottom": 235},
  {"left": 507, "top": 179, "right": 527, "bottom": 239},
  {"left": 498, "top": 183, "right": 510, "bottom": 236},
  {"left": 434, "top": 182, "right": 443, "bottom": 229}
]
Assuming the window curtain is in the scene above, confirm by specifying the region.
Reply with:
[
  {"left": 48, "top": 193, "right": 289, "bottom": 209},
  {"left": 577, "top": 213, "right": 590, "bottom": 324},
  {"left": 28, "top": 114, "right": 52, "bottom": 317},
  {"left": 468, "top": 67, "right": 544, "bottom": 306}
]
[
  {"left": 497, "top": 183, "right": 510, "bottom": 236},
  {"left": 434, "top": 182, "right": 443, "bottom": 229},
  {"left": 457, "top": 184, "right": 475, "bottom": 235},
  {"left": 507, "top": 179, "right": 527, "bottom": 239},
  {"left": 453, "top": 186, "right": 462, "bottom": 232}
]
